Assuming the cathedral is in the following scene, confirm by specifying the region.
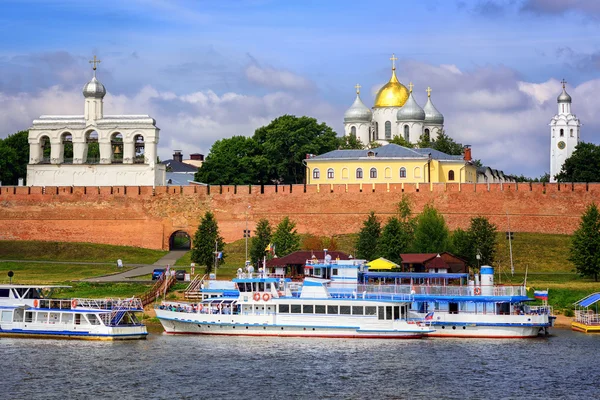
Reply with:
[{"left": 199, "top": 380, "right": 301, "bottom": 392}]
[
  {"left": 550, "top": 80, "right": 580, "bottom": 182},
  {"left": 343, "top": 54, "right": 444, "bottom": 146}
]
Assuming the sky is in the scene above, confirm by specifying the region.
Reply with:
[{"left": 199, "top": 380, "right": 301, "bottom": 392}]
[{"left": 2, "top": 0, "right": 600, "bottom": 177}]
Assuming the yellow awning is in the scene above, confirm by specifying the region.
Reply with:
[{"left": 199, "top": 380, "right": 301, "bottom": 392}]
[{"left": 366, "top": 257, "right": 399, "bottom": 270}]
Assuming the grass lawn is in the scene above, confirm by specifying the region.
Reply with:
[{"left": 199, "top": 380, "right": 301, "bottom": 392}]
[
  {"left": 0, "top": 241, "right": 167, "bottom": 264},
  {"left": 495, "top": 232, "right": 573, "bottom": 273},
  {"left": 54, "top": 282, "right": 152, "bottom": 299},
  {"left": 0, "top": 261, "right": 133, "bottom": 284}
]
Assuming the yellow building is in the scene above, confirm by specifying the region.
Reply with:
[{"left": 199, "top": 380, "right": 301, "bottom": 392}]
[{"left": 305, "top": 144, "right": 477, "bottom": 184}]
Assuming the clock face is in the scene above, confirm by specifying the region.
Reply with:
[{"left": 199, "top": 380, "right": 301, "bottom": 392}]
[{"left": 558, "top": 141, "right": 566, "bottom": 150}]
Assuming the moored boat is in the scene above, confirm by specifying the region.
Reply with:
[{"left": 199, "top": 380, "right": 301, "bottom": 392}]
[{"left": 0, "top": 285, "right": 148, "bottom": 340}]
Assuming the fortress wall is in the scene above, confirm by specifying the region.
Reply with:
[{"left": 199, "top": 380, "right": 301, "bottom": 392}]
[{"left": 1, "top": 183, "right": 598, "bottom": 250}]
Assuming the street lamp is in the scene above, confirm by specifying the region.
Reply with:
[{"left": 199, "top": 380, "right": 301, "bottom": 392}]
[
  {"left": 476, "top": 249, "right": 481, "bottom": 269},
  {"left": 244, "top": 205, "right": 251, "bottom": 265}
]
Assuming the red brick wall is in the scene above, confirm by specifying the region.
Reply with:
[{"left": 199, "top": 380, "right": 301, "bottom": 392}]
[{"left": 0, "top": 183, "right": 596, "bottom": 250}]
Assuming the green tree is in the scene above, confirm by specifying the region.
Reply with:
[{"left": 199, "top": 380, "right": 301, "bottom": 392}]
[
  {"left": 338, "top": 135, "right": 365, "bottom": 149},
  {"left": 271, "top": 216, "right": 300, "bottom": 257},
  {"left": 0, "top": 130, "right": 29, "bottom": 185},
  {"left": 555, "top": 142, "right": 600, "bottom": 182},
  {"left": 191, "top": 211, "right": 225, "bottom": 275},
  {"left": 469, "top": 216, "right": 497, "bottom": 267},
  {"left": 250, "top": 218, "right": 272, "bottom": 266},
  {"left": 388, "top": 136, "right": 415, "bottom": 148},
  {"left": 356, "top": 211, "right": 381, "bottom": 261},
  {"left": 378, "top": 217, "right": 411, "bottom": 264},
  {"left": 412, "top": 203, "right": 450, "bottom": 253},
  {"left": 570, "top": 203, "right": 600, "bottom": 281},
  {"left": 431, "top": 131, "right": 464, "bottom": 155},
  {"left": 254, "top": 115, "right": 339, "bottom": 184},
  {"left": 451, "top": 228, "right": 474, "bottom": 265},
  {"left": 417, "top": 132, "right": 432, "bottom": 148}
]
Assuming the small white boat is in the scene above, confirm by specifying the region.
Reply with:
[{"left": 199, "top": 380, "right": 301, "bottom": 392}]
[
  {"left": 156, "top": 276, "right": 432, "bottom": 339},
  {"left": 0, "top": 285, "right": 148, "bottom": 340}
]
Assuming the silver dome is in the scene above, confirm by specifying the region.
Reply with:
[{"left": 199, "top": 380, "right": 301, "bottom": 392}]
[
  {"left": 83, "top": 76, "right": 106, "bottom": 99},
  {"left": 344, "top": 93, "right": 372, "bottom": 122},
  {"left": 557, "top": 87, "right": 572, "bottom": 103},
  {"left": 423, "top": 96, "right": 444, "bottom": 125},
  {"left": 397, "top": 92, "right": 425, "bottom": 121}
]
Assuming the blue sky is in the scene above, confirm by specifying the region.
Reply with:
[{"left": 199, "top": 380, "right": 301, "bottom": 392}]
[{"left": 2, "top": 0, "right": 600, "bottom": 177}]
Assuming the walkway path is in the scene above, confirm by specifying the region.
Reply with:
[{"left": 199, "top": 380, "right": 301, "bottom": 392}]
[{"left": 85, "top": 250, "right": 188, "bottom": 282}]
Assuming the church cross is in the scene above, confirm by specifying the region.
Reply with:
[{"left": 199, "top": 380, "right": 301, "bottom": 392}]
[
  {"left": 426, "top": 87, "right": 432, "bottom": 97},
  {"left": 408, "top": 82, "right": 414, "bottom": 93},
  {"left": 561, "top": 79, "right": 567, "bottom": 89},
  {"left": 390, "top": 53, "right": 398, "bottom": 70},
  {"left": 355, "top": 83, "right": 361, "bottom": 94},
  {"left": 89, "top": 55, "right": 101, "bottom": 71}
]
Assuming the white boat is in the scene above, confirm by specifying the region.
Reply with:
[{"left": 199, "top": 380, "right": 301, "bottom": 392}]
[
  {"left": 0, "top": 285, "right": 148, "bottom": 340},
  {"left": 156, "top": 276, "right": 432, "bottom": 339}
]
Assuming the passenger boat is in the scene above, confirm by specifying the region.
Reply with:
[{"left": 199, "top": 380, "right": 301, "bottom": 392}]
[
  {"left": 156, "top": 276, "right": 432, "bottom": 338},
  {"left": 0, "top": 285, "right": 148, "bottom": 340}
]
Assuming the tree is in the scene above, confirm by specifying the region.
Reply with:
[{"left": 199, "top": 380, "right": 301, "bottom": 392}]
[
  {"left": 469, "top": 216, "right": 497, "bottom": 267},
  {"left": 250, "top": 218, "right": 272, "bottom": 266},
  {"left": 570, "top": 203, "right": 600, "bottom": 281},
  {"left": 191, "top": 211, "right": 225, "bottom": 274},
  {"left": 378, "top": 217, "right": 411, "bottom": 264},
  {"left": 254, "top": 115, "right": 339, "bottom": 184},
  {"left": 431, "top": 131, "right": 464, "bottom": 155},
  {"left": 338, "top": 135, "right": 365, "bottom": 150},
  {"left": 356, "top": 211, "right": 381, "bottom": 261},
  {"left": 451, "top": 228, "right": 473, "bottom": 266},
  {"left": 417, "top": 132, "right": 432, "bottom": 149},
  {"left": 412, "top": 203, "right": 450, "bottom": 253},
  {"left": 388, "top": 136, "right": 415, "bottom": 148},
  {"left": 0, "top": 130, "right": 29, "bottom": 185},
  {"left": 555, "top": 142, "right": 600, "bottom": 182},
  {"left": 271, "top": 216, "right": 300, "bottom": 257}
]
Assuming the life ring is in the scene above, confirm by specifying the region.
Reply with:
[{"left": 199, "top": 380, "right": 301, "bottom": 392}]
[
  {"left": 474, "top": 287, "right": 482, "bottom": 295},
  {"left": 71, "top": 299, "right": 78, "bottom": 308},
  {"left": 263, "top": 293, "right": 271, "bottom": 301},
  {"left": 33, "top": 299, "right": 39, "bottom": 308},
  {"left": 253, "top": 292, "right": 261, "bottom": 301}
]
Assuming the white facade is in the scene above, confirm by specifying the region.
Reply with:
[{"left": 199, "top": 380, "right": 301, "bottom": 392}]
[
  {"left": 550, "top": 81, "right": 580, "bottom": 182},
  {"left": 27, "top": 61, "right": 165, "bottom": 187}
]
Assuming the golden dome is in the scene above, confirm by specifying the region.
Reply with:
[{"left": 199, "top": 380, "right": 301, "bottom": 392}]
[{"left": 374, "top": 69, "right": 409, "bottom": 108}]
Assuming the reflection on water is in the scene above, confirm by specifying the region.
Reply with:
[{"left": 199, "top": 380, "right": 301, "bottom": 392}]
[{"left": 3, "top": 328, "right": 599, "bottom": 399}]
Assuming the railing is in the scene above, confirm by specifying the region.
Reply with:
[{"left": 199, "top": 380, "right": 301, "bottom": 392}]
[
  {"left": 525, "top": 305, "right": 553, "bottom": 316},
  {"left": 139, "top": 275, "right": 176, "bottom": 306},
  {"left": 354, "top": 284, "right": 527, "bottom": 297},
  {"left": 37, "top": 299, "right": 74, "bottom": 309},
  {"left": 184, "top": 274, "right": 206, "bottom": 299},
  {"left": 74, "top": 297, "right": 143, "bottom": 310},
  {"left": 575, "top": 310, "right": 600, "bottom": 325}
]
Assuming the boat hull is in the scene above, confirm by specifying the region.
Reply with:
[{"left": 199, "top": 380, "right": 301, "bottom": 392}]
[
  {"left": 571, "top": 321, "right": 600, "bottom": 333},
  {"left": 0, "top": 322, "right": 148, "bottom": 340},
  {"left": 0, "top": 330, "right": 147, "bottom": 340}
]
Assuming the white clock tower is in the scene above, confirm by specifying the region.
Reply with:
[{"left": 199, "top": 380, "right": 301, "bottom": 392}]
[{"left": 550, "top": 80, "right": 580, "bottom": 182}]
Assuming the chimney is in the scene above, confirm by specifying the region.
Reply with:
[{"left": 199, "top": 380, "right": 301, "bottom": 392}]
[
  {"left": 173, "top": 150, "right": 183, "bottom": 163},
  {"left": 463, "top": 145, "right": 472, "bottom": 162},
  {"left": 190, "top": 153, "right": 204, "bottom": 161}
]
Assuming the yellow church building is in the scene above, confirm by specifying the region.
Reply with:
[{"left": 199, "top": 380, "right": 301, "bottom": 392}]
[{"left": 305, "top": 143, "right": 477, "bottom": 185}]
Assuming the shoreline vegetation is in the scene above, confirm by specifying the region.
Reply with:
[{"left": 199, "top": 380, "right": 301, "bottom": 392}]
[{"left": 0, "top": 232, "right": 597, "bottom": 317}]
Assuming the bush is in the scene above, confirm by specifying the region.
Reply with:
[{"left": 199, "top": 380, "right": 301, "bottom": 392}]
[{"left": 564, "top": 308, "right": 574, "bottom": 317}]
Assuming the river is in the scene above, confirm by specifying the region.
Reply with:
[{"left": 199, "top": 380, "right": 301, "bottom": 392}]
[{"left": 2, "top": 327, "right": 599, "bottom": 399}]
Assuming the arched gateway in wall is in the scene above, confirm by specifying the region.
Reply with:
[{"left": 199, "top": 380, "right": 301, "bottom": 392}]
[{"left": 169, "top": 230, "right": 191, "bottom": 250}]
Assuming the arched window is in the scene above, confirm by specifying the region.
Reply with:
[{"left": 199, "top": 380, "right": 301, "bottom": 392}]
[
  {"left": 560, "top": 129, "right": 564, "bottom": 137},
  {"left": 570, "top": 129, "right": 574, "bottom": 137},
  {"left": 385, "top": 121, "right": 391, "bottom": 139},
  {"left": 342, "top": 168, "right": 349, "bottom": 179},
  {"left": 448, "top": 170, "right": 455, "bottom": 181},
  {"left": 375, "top": 122, "right": 379, "bottom": 140},
  {"left": 423, "top": 128, "right": 430, "bottom": 142},
  {"left": 356, "top": 168, "right": 363, "bottom": 179},
  {"left": 134, "top": 134, "right": 145, "bottom": 164},
  {"left": 370, "top": 168, "right": 377, "bottom": 179},
  {"left": 350, "top": 126, "right": 356, "bottom": 137},
  {"left": 385, "top": 167, "right": 392, "bottom": 179},
  {"left": 327, "top": 168, "right": 334, "bottom": 179},
  {"left": 399, "top": 167, "right": 407, "bottom": 178},
  {"left": 86, "top": 130, "right": 99, "bottom": 164},
  {"left": 414, "top": 167, "right": 421, "bottom": 178},
  {"left": 404, "top": 125, "right": 409, "bottom": 141},
  {"left": 111, "top": 132, "right": 123, "bottom": 163},
  {"left": 313, "top": 168, "right": 320, "bottom": 179},
  {"left": 40, "top": 136, "right": 51, "bottom": 164},
  {"left": 61, "top": 132, "right": 73, "bottom": 164}
]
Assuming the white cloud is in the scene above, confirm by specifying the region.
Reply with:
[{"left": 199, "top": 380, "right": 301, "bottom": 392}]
[{"left": 245, "top": 64, "right": 314, "bottom": 91}]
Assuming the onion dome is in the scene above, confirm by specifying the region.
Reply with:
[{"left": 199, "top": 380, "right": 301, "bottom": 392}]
[
  {"left": 557, "top": 80, "right": 571, "bottom": 103},
  {"left": 83, "top": 76, "right": 106, "bottom": 99},
  {"left": 344, "top": 85, "right": 372, "bottom": 122},
  {"left": 397, "top": 84, "right": 425, "bottom": 121},
  {"left": 423, "top": 87, "right": 444, "bottom": 125},
  {"left": 374, "top": 54, "right": 409, "bottom": 108}
]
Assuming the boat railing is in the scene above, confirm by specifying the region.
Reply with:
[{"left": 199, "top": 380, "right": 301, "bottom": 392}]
[
  {"left": 74, "top": 297, "right": 144, "bottom": 311},
  {"left": 184, "top": 274, "right": 206, "bottom": 299},
  {"left": 354, "top": 284, "right": 527, "bottom": 297},
  {"left": 37, "top": 299, "right": 75, "bottom": 309},
  {"left": 525, "top": 305, "right": 553, "bottom": 316},
  {"left": 574, "top": 310, "right": 600, "bottom": 325}
]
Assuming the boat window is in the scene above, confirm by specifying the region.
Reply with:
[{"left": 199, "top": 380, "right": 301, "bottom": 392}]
[
  {"left": 291, "top": 305, "right": 301, "bottom": 314},
  {"left": 25, "top": 312, "right": 33, "bottom": 323},
  {"left": 401, "top": 305, "right": 406, "bottom": 319},
  {"left": 1, "top": 311, "right": 12, "bottom": 322},
  {"left": 259, "top": 282, "right": 265, "bottom": 292},
  {"left": 378, "top": 307, "right": 384, "bottom": 320},
  {"left": 62, "top": 313, "right": 73, "bottom": 324},
  {"left": 266, "top": 283, "right": 271, "bottom": 290},
  {"left": 303, "top": 305, "right": 314, "bottom": 314},
  {"left": 365, "top": 306, "right": 376, "bottom": 316},
  {"left": 87, "top": 314, "right": 101, "bottom": 325},
  {"left": 315, "top": 305, "right": 326, "bottom": 314},
  {"left": 49, "top": 312, "right": 60, "bottom": 324},
  {"left": 449, "top": 302, "right": 459, "bottom": 314},
  {"left": 75, "top": 314, "right": 82, "bottom": 325},
  {"left": 340, "top": 306, "right": 351, "bottom": 315},
  {"left": 314, "top": 268, "right": 321, "bottom": 276},
  {"left": 279, "top": 304, "right": 289, "bottom": 313},
  {"left": 393, "top": 306, "right": 400, "bottom": 320},
  {"left": 352, "top": 306, "right": 363, "bottom": 315},
  {"left": 332, "top": 269, "right": 338, "bottom": 276},
  {"left": 386, "top": 306, "right": 393, "bottom": 320},
  {"left": 36, "top": 312, "right": 48, "bottom": 323},
  {"left": 238, "top": 284, "right": 246, "bottom": 293},
  {"left": 0, "top": 289, "right": 9, "bottom": 298},
  {"left": 327, "top": 305, "right": 338, "bottom": 314}
]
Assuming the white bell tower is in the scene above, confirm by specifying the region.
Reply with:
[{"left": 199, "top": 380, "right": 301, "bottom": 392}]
[{"left": 550, "top": 79, "right": 580, "bottom": 182}]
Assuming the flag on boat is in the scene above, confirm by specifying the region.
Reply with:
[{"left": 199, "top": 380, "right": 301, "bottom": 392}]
[
  {"left": 425, "top": 312, "right": 434, "bottom": 321},
  {"left": 534, "top": 290, "right": 548, "bottom": 300}
]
